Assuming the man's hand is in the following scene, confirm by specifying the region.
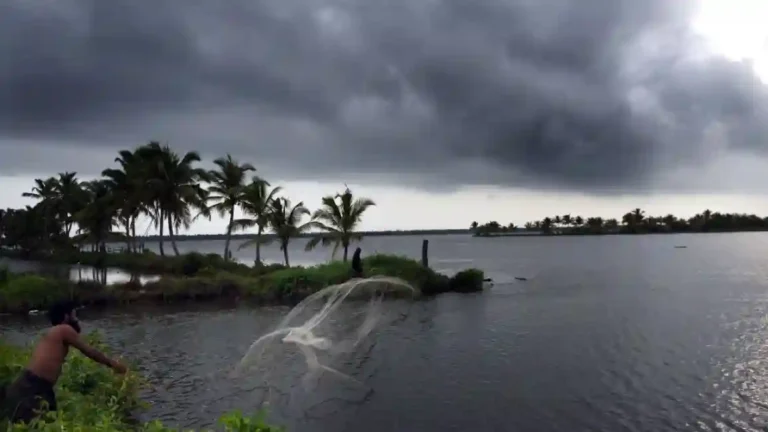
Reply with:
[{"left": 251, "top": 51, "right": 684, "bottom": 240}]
[{"left": 111, "top": 360, "right": 128, "bottom": 375}]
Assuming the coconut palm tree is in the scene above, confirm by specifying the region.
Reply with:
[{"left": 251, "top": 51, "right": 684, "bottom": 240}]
[
  {"left": 74, "top": 180, "right": 120, "bottom": 253},
  {"left": 305, "top": 187, "right": 375, "bottom": 261},
  {"left": 22, "top": 177, "right": 57, "bottom": 203},
  {"left": 268, "top": 197, "right": 314, "bottom": 267},
  {"left": 541, "top": 217, "right": 553, "bottom": 233},
  {"left": 102, "top": 148, "right": 153, "bottom": 253},
  {"left": 205, "top": 154, "right": 255, "bottom": 260},
  {"left": 231, "top": 177, "right": 282, "bottom": 265},
  {"left": 138, "top": 142, "right": 209, "bottom": 256},
  {"left": 632, "top": 208, "right": 645, "bottom": 225},
  {"left": 54, "top": 172, "right": 86, "bottom": 239},
  {"left": 22, "top": 177, "right": 59, "bottom": 247}
]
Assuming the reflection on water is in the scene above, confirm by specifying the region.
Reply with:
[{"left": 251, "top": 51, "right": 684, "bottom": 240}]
[
  {"left": 6, "top": 234, "right": 768, "bottom": 430},
  {"left": 0, "top": 257, "right": 160, "bottom": 285}
]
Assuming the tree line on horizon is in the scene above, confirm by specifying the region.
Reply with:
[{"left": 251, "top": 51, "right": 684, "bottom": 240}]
[
  {"left": 471, "top": 208, "right": 768, "bottom": 236},
  {"left": 0, "top": 142, "right": 376, "bottom": 266}
]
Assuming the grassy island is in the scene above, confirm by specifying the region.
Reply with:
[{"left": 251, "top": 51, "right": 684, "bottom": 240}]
[
  {"left": 0, "top": 254, "right": 485, "bottom": 315},
  {"left": 0, "top": 334, "right": 281, "bottom": 431}
]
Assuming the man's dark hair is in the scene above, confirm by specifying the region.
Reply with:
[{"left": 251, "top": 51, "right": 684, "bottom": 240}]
[{"left": 47, "top": 301, "right": 78, "bottom": 326}]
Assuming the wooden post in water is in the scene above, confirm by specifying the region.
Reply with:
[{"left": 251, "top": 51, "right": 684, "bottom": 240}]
[{"left": 421, "top": 239, "right": 429, "bottom": 267}]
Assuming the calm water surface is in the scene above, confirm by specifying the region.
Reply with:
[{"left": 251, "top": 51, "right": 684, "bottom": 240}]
[{"left": 4, "top": 233, "right": 768, "bottom": 431}]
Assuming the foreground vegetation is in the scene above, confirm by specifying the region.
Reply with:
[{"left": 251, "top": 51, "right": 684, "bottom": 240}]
[
  {"left": 0, "top": 334, "right": 281, "bottom": 431},
  {"left": 0, "top": 255, "right": 485, "bottom": 314},
  {"left": 0, "top": 142, "right": 379, "bottom": 268},
  {"left": 471, "top": 208, "right": 768, "bottom": 236}
]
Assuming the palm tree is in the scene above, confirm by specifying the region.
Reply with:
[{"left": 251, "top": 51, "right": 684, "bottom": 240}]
[
  {"left": 102, "top": 149, "right": 149, "bottom": 253},
  {"left": 305, "top": 187, "right": 375, "bottom": 261},
  {"left": 206, "top": 154, "right": 255, "bottom": 260},
  {"left": 74, "top": 180, "right": 119, "bottom": 253},
  {"left": 22, "top": 177, "right": 59, "bottom": 247},
  {"left": 632, "top": 208, "right": 645, "bottom": 225},
  {"left": 662, "top": 214, "right": 676, "bottom": 229},
  {"left": 54, "top": 172, "right": 86, "bottom": 239},
  {"left": 541, "top": 217, "right": 553, "bottom": 233},
  {"left": 586, "top": 217, "right": 603, "bottom": 231},
  {"left": 138, "top": 142, "right": 209, "bottom": 256},
  {"left": 470, "top": 221, "right": 478, "bottom": 230},
  {"left": 22, "top": 177, "right": 57, "bottom": 203},
  {"left": 231, "top": 177, "right": 282, "bottom": 265},
  {"left": 268, "top": 197, "right": 314, "bottom": 267}
]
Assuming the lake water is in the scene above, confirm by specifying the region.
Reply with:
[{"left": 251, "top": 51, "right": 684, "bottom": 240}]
[{"left": 4, "top": 233, "right": 768, "bottom": 431}]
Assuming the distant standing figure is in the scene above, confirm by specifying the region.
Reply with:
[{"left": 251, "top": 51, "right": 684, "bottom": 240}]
[{"left": 351, "top": 247, "right": 363, "bottom": 277}]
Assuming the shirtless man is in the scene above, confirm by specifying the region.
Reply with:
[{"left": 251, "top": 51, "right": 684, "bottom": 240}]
[{"left": 1, "top": 301, "right": 127, "bottom": 424}]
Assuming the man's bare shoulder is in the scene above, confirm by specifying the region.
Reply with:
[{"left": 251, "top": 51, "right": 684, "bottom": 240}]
[{"left": 47, "top": 324, "right": 78, "bottom": 343}]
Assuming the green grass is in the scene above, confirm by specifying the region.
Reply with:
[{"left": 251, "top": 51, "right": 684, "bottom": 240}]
[
  {"left": 0, "top": 255, "right": 485, "bottom": 314},
  {"left": 0, "top": 334, "right": 282, "bottom": 431}
]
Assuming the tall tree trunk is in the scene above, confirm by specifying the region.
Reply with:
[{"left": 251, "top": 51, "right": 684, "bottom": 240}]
[
  {"left": 343, "top": 242, "right": 349, "bottom": 262},
  {"left": 158, "top": 209, "right": 165, "bottom": 256},
  {"left": 124, "top": 218, "right": 131, "bottom": 253},
  {"left": 167, "top": 214, "right": 180, "bottom": 256},
  {"left": 282, "top": 240, "right": 290, "bottom": 267},
  {"left": 224, "top": 209, "right": 234, "bottom": 261},
  {"left": 43, "top": 208, "right": 50, "bottom": 250},
  {"left": 131, "top": 217, "right": 137, "bottom": 253},
  {"left": 255, "top": 226, "right": 263, "bottom": 266}
]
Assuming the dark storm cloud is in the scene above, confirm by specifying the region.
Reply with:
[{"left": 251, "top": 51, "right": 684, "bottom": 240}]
[{"left": 1, "top": 0, "right": 767, "bottom": 192}]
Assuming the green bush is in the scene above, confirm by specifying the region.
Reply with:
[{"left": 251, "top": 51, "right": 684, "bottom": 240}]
[
  {"left": 254, "top": 261, "right": 353, "bottom": 300},
  {"left": 0, "top": 265, "right": 8, "bottom": 284},
  {"left": 448, "top": 268, "right": 485, "bottom": 293},
  {"left": 0, "top": 275, "right": 66, "bottom": 313},
  {"left": 0, "top": 334, "right": 283, "bottom": 431}
]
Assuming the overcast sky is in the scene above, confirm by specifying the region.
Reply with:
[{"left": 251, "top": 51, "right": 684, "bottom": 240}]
[{"left": 1, "top": 0, "right": 768, "bottom": 233}]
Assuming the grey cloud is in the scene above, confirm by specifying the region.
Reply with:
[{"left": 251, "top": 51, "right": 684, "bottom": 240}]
[{"left": 0, "top": 0, "right": 767, "bottom": 194}]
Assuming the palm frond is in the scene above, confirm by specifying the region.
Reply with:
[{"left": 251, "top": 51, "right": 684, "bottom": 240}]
[{"left": 230, "top": 218, "right": 257, "bottom": 232}]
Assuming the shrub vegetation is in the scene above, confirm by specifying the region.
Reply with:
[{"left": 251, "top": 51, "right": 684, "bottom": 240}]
[
  {"left": 0, "top": 255, "right": 485, "bottom": 314},
  {"left": 0, "top": 334, "right": 281, "bottom": 431}
]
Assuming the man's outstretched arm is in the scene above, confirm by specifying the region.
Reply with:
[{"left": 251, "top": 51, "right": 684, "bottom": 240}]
[{"left": 58, "top": 326, "right": 127, "bottom": 374}]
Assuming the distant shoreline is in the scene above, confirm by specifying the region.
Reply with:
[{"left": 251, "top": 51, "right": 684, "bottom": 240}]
[{"left": 473, "top": 228, "right": 768, "bottom": 238}]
